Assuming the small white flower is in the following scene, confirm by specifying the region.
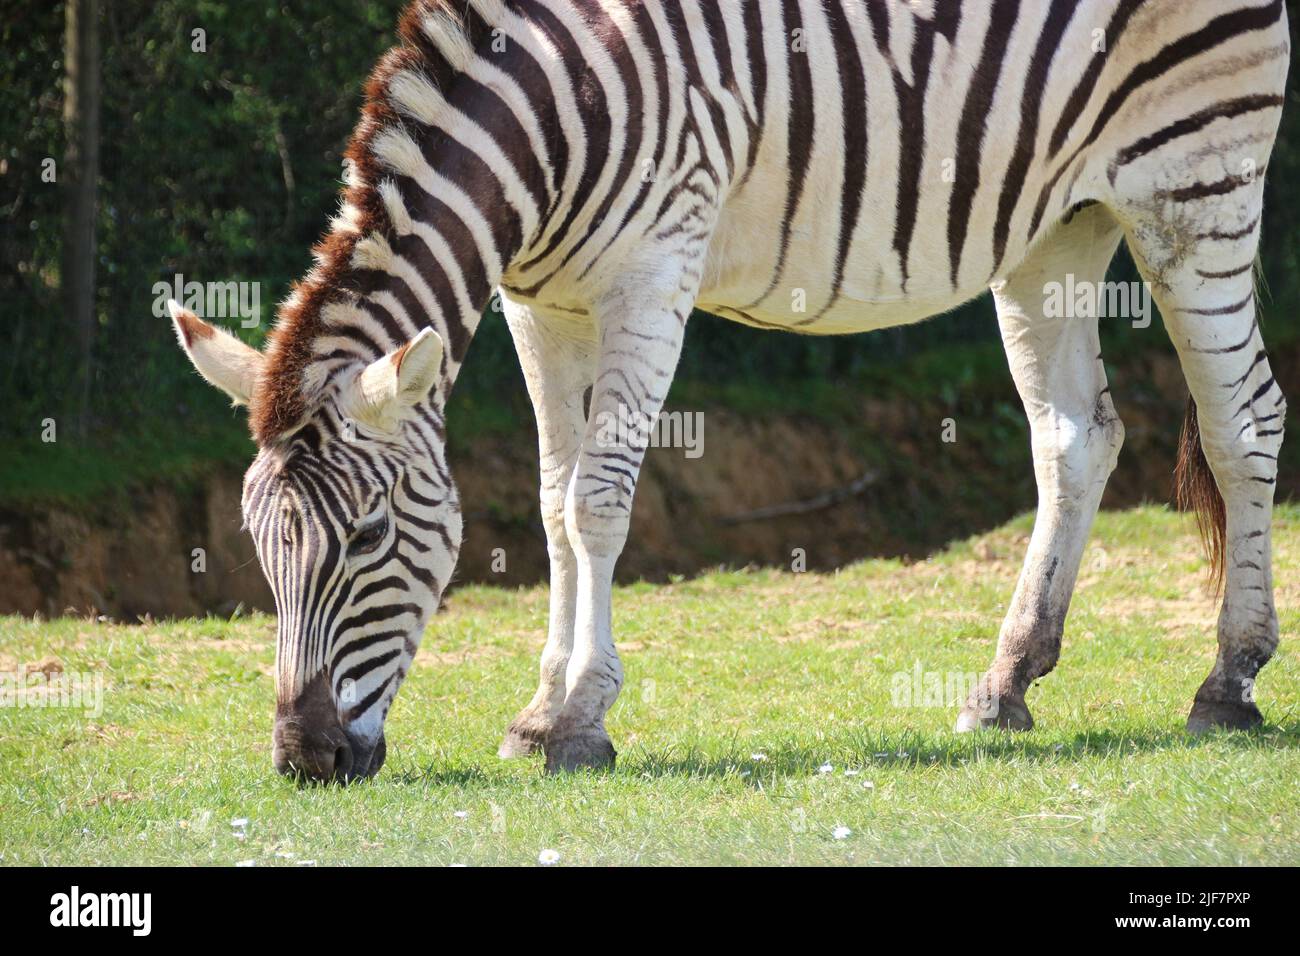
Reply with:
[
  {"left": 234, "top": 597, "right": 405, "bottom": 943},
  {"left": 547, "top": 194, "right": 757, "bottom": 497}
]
[
  {"left": 862, "top": 781, "right": 875, "bottom": 790},
  {"left": 295, "top": 859, "right": 317, "bottom": 867},
  {"left": 817, "top": 763, "right": 834, "bottom": 775},
  {"left": 832, "top": 825, "right": 852, "bottom": 840},
  {"left": 453, "top": 810, "right": 469, "bottom": 819},
  {"left": 537, "top": 849, "right": 561, "bottom": 866},
  {"left": 844, "top": 769, "right": 859, "bottom": 777},
  {"left": 1070, "top": 781, "right": 1081, "bottom": 791},
  {"left": 751, "top": 752, "right": 768, "bottom": 762},
  {"left": 235, "top": 859, "right": 255, "bottom": 868},
  {"left": 231, "top": 818, "right": 249, "bottom": 828},
  {"left": 449, "top": 863, "right": 468, "bottom": 868}
]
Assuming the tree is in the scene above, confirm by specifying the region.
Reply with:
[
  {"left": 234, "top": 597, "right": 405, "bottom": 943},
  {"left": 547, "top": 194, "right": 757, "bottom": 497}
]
[{"left": 62, "top": 0, "right": 100, "bottom": 437}]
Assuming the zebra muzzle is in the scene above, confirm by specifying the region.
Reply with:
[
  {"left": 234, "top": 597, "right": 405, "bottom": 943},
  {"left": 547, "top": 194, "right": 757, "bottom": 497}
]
[{"left": 272, "top": 672, "right": 385, "bottom": 783}]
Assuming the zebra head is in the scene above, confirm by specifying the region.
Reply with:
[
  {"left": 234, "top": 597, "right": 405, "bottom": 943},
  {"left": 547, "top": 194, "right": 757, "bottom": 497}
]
[{"left": 168, "top": 301, "right": 461, "bottom": 782}]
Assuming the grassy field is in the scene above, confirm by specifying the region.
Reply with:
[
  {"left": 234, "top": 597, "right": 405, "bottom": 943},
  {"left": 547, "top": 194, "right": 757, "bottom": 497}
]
[{"left": 1, "top": 505, "right": 1297, "bottom": 866}]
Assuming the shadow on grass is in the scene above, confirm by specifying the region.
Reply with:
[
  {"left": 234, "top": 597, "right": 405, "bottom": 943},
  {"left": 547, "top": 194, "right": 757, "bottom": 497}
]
[
  {"left": 619, "top": 720, "right": 1300, "bottom": 783},
  {"left": 387, "top": 762, "right": 496, "bottom": 787}
]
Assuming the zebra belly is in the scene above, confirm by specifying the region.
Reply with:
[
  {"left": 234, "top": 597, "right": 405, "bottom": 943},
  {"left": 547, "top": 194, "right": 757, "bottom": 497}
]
[
  {"left": 694, "top": 287, "right": 980, "bottom": 335},
  {"left": 697, "top": 203, "right": 995, "bottom": 336}
]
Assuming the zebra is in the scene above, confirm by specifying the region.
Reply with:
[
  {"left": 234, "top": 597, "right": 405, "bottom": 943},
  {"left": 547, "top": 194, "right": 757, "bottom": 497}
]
[{"left": 169, "top": 0, "right": 1289, "bottom": 780}]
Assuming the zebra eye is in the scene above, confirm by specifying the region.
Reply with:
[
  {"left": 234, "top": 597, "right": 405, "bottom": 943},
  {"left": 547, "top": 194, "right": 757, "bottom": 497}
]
[{"left": 349, "top": 517, "right": 388, "bottom": 556}]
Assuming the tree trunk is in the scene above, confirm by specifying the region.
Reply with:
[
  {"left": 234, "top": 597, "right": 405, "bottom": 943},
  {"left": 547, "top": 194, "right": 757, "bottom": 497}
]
[{"left": 62, "top": 0, "right": 101, "bottom": 438}]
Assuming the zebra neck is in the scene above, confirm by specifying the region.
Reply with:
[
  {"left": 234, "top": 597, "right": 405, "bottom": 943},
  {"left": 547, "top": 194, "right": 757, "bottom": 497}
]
[
  {"left": 252, "top": 1, "right": 552, "bottom": 444},
  {"left": 331, "top": 71, "right": 558, "bottom": 394}
]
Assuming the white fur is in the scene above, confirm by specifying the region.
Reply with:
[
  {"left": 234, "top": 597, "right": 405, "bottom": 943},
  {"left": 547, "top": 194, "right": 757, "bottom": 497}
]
[
  {"left": 350, "top": 232, "right": 395, "bottom": 272},
  {"left": 378, "top": 179, "right": 414, "bottom": 236},
  {"left": 421, "top": 9, "right": 474, "bottom": 74},
  {"left": 388, "top": 69, "right": 450, "bottom": 128},
  {"left": 345, "top": 328, "right": 444, "bottom": 432},
  {"left": 167, "top": 300, "right": 263, "bottom": 405},
  {"left": 169, "top": 1, "right": 1290, "bottom": 768}
]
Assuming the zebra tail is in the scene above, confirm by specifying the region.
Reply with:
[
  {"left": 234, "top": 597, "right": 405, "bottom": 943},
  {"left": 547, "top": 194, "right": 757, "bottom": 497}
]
[{"left": 1174, "top": 396, "right": 1226, "bottom": 595}]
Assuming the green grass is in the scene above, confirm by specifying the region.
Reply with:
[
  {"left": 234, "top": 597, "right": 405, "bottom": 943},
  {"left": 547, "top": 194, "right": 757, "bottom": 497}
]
[{"left": 1, "top": 505, "right": 1297, "bottom": 866}]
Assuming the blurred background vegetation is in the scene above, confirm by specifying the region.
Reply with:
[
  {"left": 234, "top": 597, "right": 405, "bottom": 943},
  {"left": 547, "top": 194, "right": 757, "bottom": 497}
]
[{"left": 2, "top": 0, "right": 1298, "bottom": 506}]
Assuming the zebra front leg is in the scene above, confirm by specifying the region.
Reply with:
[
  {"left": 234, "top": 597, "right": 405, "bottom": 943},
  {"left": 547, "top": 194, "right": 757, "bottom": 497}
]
[
  {"left": 499, "top": 301, "right": 597, "bottom": 758},
  {"left": 957, "top": 208, "right": 1125, "bottom": 732},
  {"left": 543, "top": 293, "right": 691, "bottom": 773}
]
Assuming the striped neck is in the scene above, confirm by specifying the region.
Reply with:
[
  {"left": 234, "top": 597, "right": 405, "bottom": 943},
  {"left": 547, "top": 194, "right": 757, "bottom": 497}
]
[{"left": 250, "top": 0, "right": 551, "bottom": 443}]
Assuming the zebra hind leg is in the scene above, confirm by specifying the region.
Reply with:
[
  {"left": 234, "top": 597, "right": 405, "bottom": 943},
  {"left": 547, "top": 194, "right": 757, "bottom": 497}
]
[
  {"left": 1123, "top": 180, "right": 1284, "bottom": 732},
  {"left": 956, "top": 206, "right": 1125, "bottom": 732}
]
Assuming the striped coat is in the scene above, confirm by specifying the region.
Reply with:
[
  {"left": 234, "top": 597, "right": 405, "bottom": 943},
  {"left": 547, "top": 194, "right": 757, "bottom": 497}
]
[{"left": 171, "top": 0, "right": 1290, "bottom": 779}]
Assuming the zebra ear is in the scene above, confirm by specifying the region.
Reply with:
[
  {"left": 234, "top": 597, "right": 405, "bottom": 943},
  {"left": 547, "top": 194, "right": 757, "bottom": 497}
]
[
  {"left": 348, "top": 328, "right": 444, "bottom": 429},
  {"left": 168, "top": 300, "right": 263, "bottom": 406}
]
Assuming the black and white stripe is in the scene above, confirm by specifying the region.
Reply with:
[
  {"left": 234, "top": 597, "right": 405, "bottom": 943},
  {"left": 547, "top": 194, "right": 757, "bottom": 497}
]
[{"left": 170, "top": 0, "right": 1290, "bottom": 775}]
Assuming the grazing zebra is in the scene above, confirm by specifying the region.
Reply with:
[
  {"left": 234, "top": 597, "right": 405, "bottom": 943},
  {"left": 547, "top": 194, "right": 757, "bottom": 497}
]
[{"left": 169, "top": 0, "right": 1289, "bottom": 780}]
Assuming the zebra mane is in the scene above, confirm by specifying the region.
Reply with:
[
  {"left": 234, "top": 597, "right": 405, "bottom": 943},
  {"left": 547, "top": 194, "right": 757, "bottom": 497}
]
[{"left": 250, "top": 0, "right": 505, "bottom": 446}]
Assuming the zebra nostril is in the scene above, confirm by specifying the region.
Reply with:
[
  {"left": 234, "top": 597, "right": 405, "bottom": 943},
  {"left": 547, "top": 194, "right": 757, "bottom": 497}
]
[
  {"left": 273, "top": 716, "right": 354, "bottom": 783},
  {"left": 332, "top": 741, "right": 354, "bottom": 781}
]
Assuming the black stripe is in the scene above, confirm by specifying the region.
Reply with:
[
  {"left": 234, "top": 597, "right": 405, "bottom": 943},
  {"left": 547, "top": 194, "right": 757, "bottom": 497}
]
[
  {"left": 1029, "top": 0, "right": 1285, "bottom": 240},
  {"left": 872, "top": 2, "right": 962, "bottom": 292},
  {"left": 1193, "top": 317, "right": 1258, "bottom": 354},
  {"left": 1109, "top": 94, "right": 1284, "bottom": 183},
  {"left": 1075, "top": 0, "right": 1284, "bottom": 163},
  {"left": 1047, "top": 0, "right": 1144, "bottom": 158},
  {"left": 740, "top": 0, "right": 767, "bottom": 182},
  {"left": 393, "top": 176, "right": 480, "bottom": 361},
  {"left": 346, "top": 673, "right": 396, "bottom": 723},
  {"left": 798, "top": 0, "right": 867, "bottom": 323},
  {"left": 578, "top": 0, "right": 672, "bottom": 275},
  {"left": 1198, "top": 262, "right": 1255, "bottom": 280},
  {"left": 992, "top": 0, "right": 1078, "bottom": 275},
  {"left": 1179, "top": 293, "right": 1254, "bottom": 316},
  {"left": 336, "top": 602, "right": 423, "bottom": 635},
  {"left": 742, "top": 0, "right": 813, "bottom": 308},
  {"left": 948, "top": 0, "right": 1021, "bottom": 289},
  {"left": 512, "top": 0, "right": 610, "bottom": 273},
  {"left": 336, "top": 649, "right": 402, "bottom": 691},
  {"left": 1156, "top": 170, "right": 1262, "bottom": 204},
  {"left": 527, "top": 0, "right": 644, "bottom": 288}
]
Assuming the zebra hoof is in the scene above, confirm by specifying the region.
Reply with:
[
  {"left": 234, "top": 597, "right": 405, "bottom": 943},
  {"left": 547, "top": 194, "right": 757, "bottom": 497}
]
[
  {"left": 1186, "top": 697, "right": 1263, "bottom": 734},
  {"left": 954, "top": 696, "right": 1033, "bottom": 732},
  {"left": 498, "top": 717, "right": 548, "bottom": 758},
  {"left": 543, "top": 729, "right": 616, "bottom": 774}
]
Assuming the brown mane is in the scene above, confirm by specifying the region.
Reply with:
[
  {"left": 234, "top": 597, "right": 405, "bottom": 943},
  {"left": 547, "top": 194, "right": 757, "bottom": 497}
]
[{"left": 249, "top": 0, "right": 483, "bottom": 445}]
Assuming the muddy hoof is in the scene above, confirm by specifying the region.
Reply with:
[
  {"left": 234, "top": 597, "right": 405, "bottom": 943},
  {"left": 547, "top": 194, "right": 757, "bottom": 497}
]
[
  {"left": 544, "top": 729, "right": 617, "bottom": 774},
  {"left": 955, "top": 696, "right": 1033, "bottom": 732},
  {"left": 498, "top": 716, "right": 548, "bottom": 758},
  {"left": 1187, "top": 698, "right": 1263, "bottom": 734}
]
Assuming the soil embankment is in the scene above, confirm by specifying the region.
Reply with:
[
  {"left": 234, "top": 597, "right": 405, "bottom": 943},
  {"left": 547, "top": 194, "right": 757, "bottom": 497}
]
[{"left": 2, "top": 343, "right": 1295, "bottom": 619}]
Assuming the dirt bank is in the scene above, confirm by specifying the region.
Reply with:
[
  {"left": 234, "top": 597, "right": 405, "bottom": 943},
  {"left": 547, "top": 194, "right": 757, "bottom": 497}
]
[{"left": 2, "top": 343, "right": 1295, "bottom": 620}]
